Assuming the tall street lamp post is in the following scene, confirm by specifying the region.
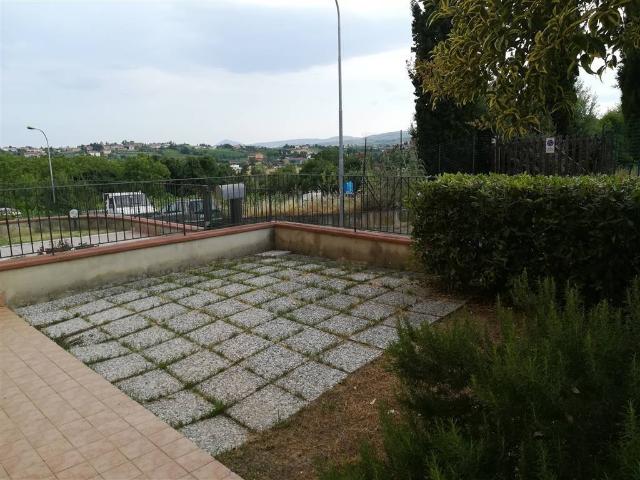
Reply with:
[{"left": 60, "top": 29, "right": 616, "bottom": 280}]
[
  {"left": 335, "top": 0, "right": 344, "bottom": 227},
  {"left": 27, "top": 126, "right": 56, "bottom": 204}
]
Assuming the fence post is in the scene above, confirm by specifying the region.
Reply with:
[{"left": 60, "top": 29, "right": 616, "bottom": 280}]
[{"left": 268, "top": 176, "right": 273, "bottom": 222}]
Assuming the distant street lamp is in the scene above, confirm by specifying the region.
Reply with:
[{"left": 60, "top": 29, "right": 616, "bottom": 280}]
[
  {"left": 334, "top": 0, "right": 345, "bottom": 227},
  {"left": 26, "top": 126, "right": 56, "bottom": 203}
]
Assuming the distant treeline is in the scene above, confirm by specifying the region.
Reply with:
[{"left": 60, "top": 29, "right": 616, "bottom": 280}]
[{"left": 0, "top": 152, "right": 234, "bottom": 189}]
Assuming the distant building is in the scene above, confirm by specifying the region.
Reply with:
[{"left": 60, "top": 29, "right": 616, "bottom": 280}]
[
  {"left": 248, "top": 152, "right": 265, "bottom": 163},
  {"left": 24, "top": 148, "right": 45, "bottom": 158},
  {"left": 284, "top": 157, "right": 307, "bottom": 166},
  {"left": 230, "top": 164, "right": 242, "bottom": 174}
]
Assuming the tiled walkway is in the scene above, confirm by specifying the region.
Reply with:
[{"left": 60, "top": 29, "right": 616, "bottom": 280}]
[{"left": 0, "top": 307, "right": 241, "bottom": 480}]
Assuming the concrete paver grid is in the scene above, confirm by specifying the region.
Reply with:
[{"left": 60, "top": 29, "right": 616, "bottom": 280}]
[{"left": 12, "top": 251, "right": 466, "bottom": 462}]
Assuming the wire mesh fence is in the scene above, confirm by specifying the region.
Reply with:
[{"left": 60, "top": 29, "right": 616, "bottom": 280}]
[
  {"left": 0, "top": 175, "right": 424, "bottom": 260},
  {"left": 418, "top": 132, "right": 632, "bottom": 175}
]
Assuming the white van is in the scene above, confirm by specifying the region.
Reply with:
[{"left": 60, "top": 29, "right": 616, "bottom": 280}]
[{"left": 104, "top": 192, "right": 155, "bottom": 216}]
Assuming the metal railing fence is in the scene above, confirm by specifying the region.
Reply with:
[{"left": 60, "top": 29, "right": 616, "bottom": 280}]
[{"left": 0, "top": 174, "right": 423, "bottom": 259}]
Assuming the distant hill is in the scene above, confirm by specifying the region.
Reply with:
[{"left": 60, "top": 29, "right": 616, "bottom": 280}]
[
  {"left": 250, "top": 130, "right": 410, "bottom": 148},
  {"left": 216, "top": 139, "right": 243, "bottom": 147}
]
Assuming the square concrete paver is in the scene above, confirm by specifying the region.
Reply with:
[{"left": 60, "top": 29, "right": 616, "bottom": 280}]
[
  {"left": 236, "top": 289, "right": 279, "bottom": 306},
  {"left": 146, "top": 391, "right": 216, "bottom": 428},
  {"left": 197, "top": 366, "right": 266, "bottom": 405},
  {"left": 187, "top": 321, "right": 240, "bottom": 347},
  {"left": 69, "top": 341, "right": 129, "bottom": 363},
  {"left": 284, "top": 328, "right": 340, "bottom": 355},
  {"left": 116, "top": 370, "right": 183, "bottom": 402},
  {"left": 317, "top": 314, "right": 370, "bottom": 336},
  {"left": 179, "top": 292, "right": 224, "bottom": 309},
  {"left": 227, "top": 308, "right": 274, "bottom": 328},
  {"left": 164, "top": 311, "right": 214, "bottom": 334},
  {"left": 321, "top": 341, "right": 382, "bottom": 373},
  {"left": 87, "top": 307, "right": 132, "bottom": 325},
  {"left": 214, "top": 333, "right": 270, "bottom": 362},
  {"left": 318, "top": 294, "right": 361, "bottom": 311},
  {"left": 120, "top": 326, "right": 175, "bottom": 350},
  {"left": 277, "top": 361, "right": 347, "bottom": 400},
  {"left": 351, "top": 325, "right": 400, "bottom": 349},
  {"left": 288, "top": 304, "right": 336, "bottom": 326},
  {"left": 142, "top": 303, "right": 189, "bottom": 322},
  {"left": 181, "top": 417, "right": 249, "bottom": 456},
  {"left": 168, "top": 351, "right": 230, "bottom": 384},
  {"left": 351, "top": 301, "right": 396, "bottom": 322},
  {"left": 204, "top": 299, "right": 250, "bottom": 319},
  {"left": 101, "top": 314, "right": 150, "bottom": 338},
  {"left": 242, "top": 345, "right": 305, "bottom": 381},
  {"left": 228, "top": 385, "right": 306, "bottom": 431},
  {"left": 92, "top": 353, "right": 154, "bottom": 382},
  {"left": 68, "top": 299, "right": 115, "bottom": 316},
  {"left": 262, "top": 296, "right": 303, "bottom": 315},
  {"left": 43, "top": 318, "right": 92, "bottom": 339},
  {"left": 124, "top": 296, "right": 167, "bottom": 313},
  {"left": 252, "top": 318, "right": 303, "bottom": 341},
  {"left": 143, "top": 337, "right": 199, "bottom": 364}
]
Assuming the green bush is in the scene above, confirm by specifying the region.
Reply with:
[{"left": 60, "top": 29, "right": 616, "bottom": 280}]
[
  {"left": 409, "top": 174, "right": 640, "bottom": 301},
  {"left": 319, "top": 274, "right": 640, "bottom": 480}
]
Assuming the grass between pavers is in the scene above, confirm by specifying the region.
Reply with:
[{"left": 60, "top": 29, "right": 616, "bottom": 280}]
[{"left": 15, "top": 252, "right": 462, "bottom": 457}]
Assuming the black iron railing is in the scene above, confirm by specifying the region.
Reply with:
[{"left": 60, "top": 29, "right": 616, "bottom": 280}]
[{"left": 0, "top": 175, "right": 423, "bottom": 259}]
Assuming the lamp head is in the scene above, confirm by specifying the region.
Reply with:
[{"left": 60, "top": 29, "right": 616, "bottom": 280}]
[{"left": 26, "top": 126, "right": 35, "bottom": 130}]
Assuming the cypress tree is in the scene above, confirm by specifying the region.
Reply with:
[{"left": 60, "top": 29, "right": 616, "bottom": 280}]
[
  {"left": 619, "top": 0, "right": 640, "bottom": 166},
  {"left": 409, "top": 0, "right": 485, "bottom": 174}
]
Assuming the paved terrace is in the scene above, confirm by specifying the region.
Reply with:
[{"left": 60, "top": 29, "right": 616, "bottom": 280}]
[
  {"left": 0, "top": 308, "right": 240, "bottom": 480},
  {"left": 5, "top": 251, "right": 464, "bottom": 478}
]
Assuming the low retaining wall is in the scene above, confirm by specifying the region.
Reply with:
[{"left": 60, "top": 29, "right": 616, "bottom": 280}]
[
  {"left": 274, "top": 222, "right": 414, "bottom": 270},
  {"left": 0, "top": 225, "right": 273, "bottom": 306},
  {"left": 0, "top": 222, "right": 415, "bottom": 306}
]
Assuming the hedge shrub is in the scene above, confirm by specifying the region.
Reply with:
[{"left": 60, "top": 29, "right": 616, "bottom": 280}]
[
  {"left": 409, "top": 174, "right": 640, "bottom": 300},
  {"left": 320, "top": 275, "right": 640, "bottom": 480}
]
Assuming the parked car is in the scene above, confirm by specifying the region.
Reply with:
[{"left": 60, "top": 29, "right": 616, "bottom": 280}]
[
  {"left": 103, "top": 192, "right": 155, "bottom": 216},
  {"left": 0, "top": 208, "right": 22, "bottom": 218}
]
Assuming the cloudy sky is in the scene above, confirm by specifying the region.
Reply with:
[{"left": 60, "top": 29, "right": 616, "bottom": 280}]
[{"left": 0, "top": 0, "right": 621, "bottom": 147}]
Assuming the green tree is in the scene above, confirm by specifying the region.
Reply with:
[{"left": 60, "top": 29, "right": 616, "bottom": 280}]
[
  {"left": 410, "top": 0, "right": 485, "bottom": 169},
  {"left": 418, "top": 0, "right": 640, "bottom": 137},
  {"left": 619, "top": 0, "right": 640, "bottom": 165},
  {"left": 572, "top": 80, "right": 600, "bottom": 135}
]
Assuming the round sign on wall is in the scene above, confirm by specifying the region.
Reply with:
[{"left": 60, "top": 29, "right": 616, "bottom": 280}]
[{"left": 69, "top": 209, "right": 79, "bottom": 219}]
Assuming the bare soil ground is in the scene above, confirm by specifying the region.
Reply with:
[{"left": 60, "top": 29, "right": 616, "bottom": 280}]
[{"left": 219, "top": 297, "right": 497, "bottom": 480}]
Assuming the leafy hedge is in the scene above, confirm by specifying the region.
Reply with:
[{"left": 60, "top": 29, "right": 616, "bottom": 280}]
[
  {"left": 320, "top": 275, "right": 640, "bottom": 479},
  {"left": 409, "top": 174, "right": 640, "bottom": 300}
]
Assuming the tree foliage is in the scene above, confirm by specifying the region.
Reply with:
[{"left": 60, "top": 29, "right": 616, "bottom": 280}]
[
  {"left": 417, "top": 0, "right": 640, "bottom": 138},
  {"left": 619, "top": 0, "right": 640, "bottom": 163},
  {"left": 410, "top": 0, "right": 483, "bottom": 166}
]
